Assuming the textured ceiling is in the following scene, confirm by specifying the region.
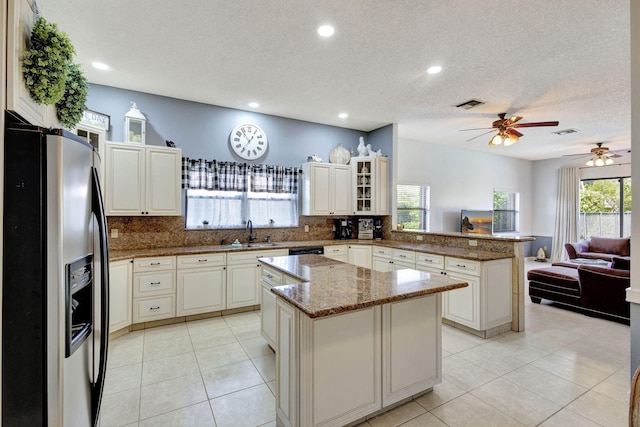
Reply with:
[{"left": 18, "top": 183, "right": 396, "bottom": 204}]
[{"left": 40, "top": 0, "right": 630, "bottom": 161}]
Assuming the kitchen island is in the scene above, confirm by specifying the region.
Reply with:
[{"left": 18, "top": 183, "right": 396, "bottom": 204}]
[{"left": 260, "top": 255, "right": 468, "bottom": 427}]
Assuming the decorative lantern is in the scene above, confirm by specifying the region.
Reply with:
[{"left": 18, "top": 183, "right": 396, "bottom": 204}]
[{"left": 124, "top": 102, "right": 146, "bottom": 144}]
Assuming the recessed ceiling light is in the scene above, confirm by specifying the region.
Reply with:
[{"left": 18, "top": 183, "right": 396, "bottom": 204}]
[
  {"left": 318, "top": 25, "right": 335, "bottom": 37},
  {"left": 338, "top": 113, "right": 348, "bottom": 119},
  {"left": 248, "top": 102, "right": 259, "bottom": 108},
  {"left": 92, "top": 62, "right": 109, "bottom": 71},
  {"left": 427, "top": 66, "right": 442, "bottom": 74}
]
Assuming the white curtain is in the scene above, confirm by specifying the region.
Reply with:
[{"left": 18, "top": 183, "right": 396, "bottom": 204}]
[{"left": 551, "top": 167, "right": 580, "bottom": 261}]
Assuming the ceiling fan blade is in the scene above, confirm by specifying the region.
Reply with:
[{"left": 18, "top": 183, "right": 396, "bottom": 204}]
[
  {"left": 460, "top": 127, "right": 495, "bottom": 131},
  {"left": 609, "top": 153, "right": 623, "bottom": 158},
  {"left": 511, "top": 121, "right": 559, "bottom": 128},
  {"left": 505, "top": 128, "right": 523, "bottom": 138},
  {"left": 562, "top": 153, "right": 590, "bottom": 157},
  {"left": 506, "top": 116, "right": 523, "bottom": 125},
  {"left": 610, "top": 149, "right": 631, "bottom": 155},
  {"left": 466, "top": 130, "right": 496, "bottom": 142}
]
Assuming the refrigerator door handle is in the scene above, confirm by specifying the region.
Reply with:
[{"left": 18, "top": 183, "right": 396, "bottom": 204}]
[{"left": 91, "top": 167, "right": 109, "bottom": 426}]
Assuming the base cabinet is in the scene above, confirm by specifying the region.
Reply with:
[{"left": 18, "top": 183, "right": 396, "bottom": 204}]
[
  {"left": 323, "top": 245, "right": 348, "bottom": 263},
  {"left": 132, "top": 256, "right": 177, "bottom": 323},
  {"left": 276, "top": 294, "right": 441, "bottom": 427},
  {"left": 348, "top": 245, "right": 372, "bottom": 268},
  {"left": 109, "top": 259, "right": 133, "bottom": 331},
  {"left": 177, "top": 267, "right": 226, "bottom": 316},
  {"left": 227, "top": 249, "right": 288, "bottom": 309}
]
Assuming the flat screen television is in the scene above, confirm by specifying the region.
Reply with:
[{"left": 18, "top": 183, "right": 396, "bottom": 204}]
[{"left": 461, "top": 210, "right": 493, "bottom": 234}]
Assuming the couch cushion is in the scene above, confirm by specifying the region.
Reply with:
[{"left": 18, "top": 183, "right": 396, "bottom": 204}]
[
  {"left": 589, "top": 237, "right": 630, "bottom": 256},
  {"left": 527, "top": 266, "right": 580, "bottom": 293},
  {"left": 611, "top": 256, "right": 631, "bottom": 271}
]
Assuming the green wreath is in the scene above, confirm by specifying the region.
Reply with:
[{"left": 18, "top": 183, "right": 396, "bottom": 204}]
[
  {"left": 56, "top": 63, "right": 88, "bottom": 128},
  {"left": 22, "top": 17, "right": 75, "bottom": 105}
]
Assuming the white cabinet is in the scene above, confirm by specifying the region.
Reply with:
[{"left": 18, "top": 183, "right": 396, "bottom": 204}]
[
  {"left": 105, "top": 142, "right": 181, "bottom": 216},
  {"left": 323, "top": 244, "right": 348, "bottom": 263},
  {"left": 6, "top": 0, "right": 59, "bottom": 127},
  {"left": 348, "top": 245, "right": 372, "bottom": 268},
  {"left": 351, "top": 156, "right": 390, "bottom": 215},
  {"left": 261, "top": 265, "right": 285, "bottom": 348},
  {"left": 415, "top": 254, "right": 513, "bottom": 336},
  {"left": 132, "top": 256, "right": 176, "bottom": 323},
  {"left": 301, "top": 162, "right": 352, "bottom": 216},
  {"left": 227, "top": 249, "right": 288, "bottom": 309},
  {"left": 372, "top": 247, "right": 414, "bottom": 271},
  {"left": 109, "top": 259, "right": 133, "bottom": 332},
  {"left": 176, "top": 253, "right": 226, "bottom": 316}
]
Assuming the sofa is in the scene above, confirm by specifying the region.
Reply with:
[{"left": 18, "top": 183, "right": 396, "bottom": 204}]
[
  {"left": 565, "top": 236, "right": 630, "bottom": 261},
  {"left": 527, "top": 256, "right": 630, "bottom": 323}
]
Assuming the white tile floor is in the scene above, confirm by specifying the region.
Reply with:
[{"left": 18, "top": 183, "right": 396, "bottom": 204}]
[{"left": 99, "top": 260, "right": 631, "bottom": 426}]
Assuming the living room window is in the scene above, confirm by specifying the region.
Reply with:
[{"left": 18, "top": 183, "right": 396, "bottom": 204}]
[
  {"left": 397, "top": 184, "right": 429, "bottom": 231},
  {"left": 493, "top": 190, "right": 519, "bottom": 233},
  {"left": 579, "top": 177, "right": 631, "bottom": 238}
]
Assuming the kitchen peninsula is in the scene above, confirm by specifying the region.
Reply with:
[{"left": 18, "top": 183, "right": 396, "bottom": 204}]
[{"left": 260, "top": 254, "right": 468, "bottom": 427}]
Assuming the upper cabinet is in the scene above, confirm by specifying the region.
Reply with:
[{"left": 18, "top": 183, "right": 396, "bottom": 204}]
[
  {"left": 6, "top": 0, "right": 60, "bottom": 127},
  {"left": 301, "top": 162, "right": 352, "bottom": 216},
  {"left": 352, "top": 156, "right": 389, "bottom": 216},
  {"left": 105, "top": 142, "right": 182, "bottom": 216}
]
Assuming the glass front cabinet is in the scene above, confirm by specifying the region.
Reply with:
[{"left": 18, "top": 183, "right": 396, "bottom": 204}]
[{"left": 351, "top": 156, "right": 389, "bottom": 215}]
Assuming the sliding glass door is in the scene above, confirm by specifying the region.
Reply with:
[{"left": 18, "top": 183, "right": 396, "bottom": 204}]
[{"left": 579, "top": 177, "right": 631, "bottom": 238}]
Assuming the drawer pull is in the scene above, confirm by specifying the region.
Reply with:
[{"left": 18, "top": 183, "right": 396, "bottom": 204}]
[
  {"left": 399, "top": 254, "right": 406, "bottom": 258},
  {"left": 150, "top": 262, "right": 161, "bottom": 266},
  {"left": 266, "top": 274, "right": 273, "bottom": 278},
  {"left": 456, "top": 264, "right": 466, "bottom": 268},
  {"left": 150, "top": 282, "right": 161, "bottom": 286},
  {"left": 333, "top": 249, "right": 340, "bottom": 252},
  {"left": 198, "top": 259, "right": 208, "bottom": 262},
  {"left": 425, "top": 259, "right": 433, "bottom": 262},
  {"left": 149, "top": 306, "right": 161, "bottom": 311}
]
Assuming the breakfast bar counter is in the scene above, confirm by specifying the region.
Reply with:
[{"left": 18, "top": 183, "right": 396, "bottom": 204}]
[{"left": 259, "top": 255, "right": 467, "bottom": 427}]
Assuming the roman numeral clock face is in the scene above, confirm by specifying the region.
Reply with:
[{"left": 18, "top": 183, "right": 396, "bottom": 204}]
[{"left": 229, "top": 123, "right": 268, "bottom": 160}]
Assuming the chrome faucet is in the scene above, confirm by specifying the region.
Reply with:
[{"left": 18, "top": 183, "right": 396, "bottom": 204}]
[{"left": 246, "top": 220, "right": 257, "bottom": 243}]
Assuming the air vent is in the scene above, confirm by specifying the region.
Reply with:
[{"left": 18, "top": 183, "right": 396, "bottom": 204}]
[
  {"left": 553, "top": 128, "right": 579, "bottom": 136},
  {"left": 455, "top": 99, "right": 485, "bottom": 110}
]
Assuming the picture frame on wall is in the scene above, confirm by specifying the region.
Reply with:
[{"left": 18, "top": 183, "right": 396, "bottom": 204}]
[{"left": 80, "top": 109, "right": 110, "bottom": 132}]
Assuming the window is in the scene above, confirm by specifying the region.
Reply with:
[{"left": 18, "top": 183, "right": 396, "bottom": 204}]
[
  {"left": 579, "top": 177, "right": 631, "bottom": 238},
  {"left": 397, "top": 184, "right": 429, "bottom": 231},
  {"left": 493, "top": 190, "right": 519, "bottom": 233},
  {"left": 183, "top": 159, "right": 299, "bottom": 229},
  {"left": 186, "top": 186, "right": 298, "bottom": 229}
]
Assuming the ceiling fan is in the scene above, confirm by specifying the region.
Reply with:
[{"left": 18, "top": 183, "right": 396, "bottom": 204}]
[
  {"left": 564, "top": 142, "right": 630, "bottom": 166},
  {"left": 461, "top": 113, "right": 559, "bottom": 146}
]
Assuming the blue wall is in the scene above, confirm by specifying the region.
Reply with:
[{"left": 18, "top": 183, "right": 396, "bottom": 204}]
[{"left": 87, "top": 84, "right": 392, "bottom": 168}]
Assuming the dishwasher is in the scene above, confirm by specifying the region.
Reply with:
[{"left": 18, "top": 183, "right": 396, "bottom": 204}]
[{"left": 288, "top": 247, "right": 324, "bottom": 255}]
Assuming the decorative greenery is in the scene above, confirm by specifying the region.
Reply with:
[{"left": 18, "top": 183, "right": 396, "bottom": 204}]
[
  {"left": 56, "top": 63, "right": 88, "bottom": 127},
  {"left": 22, "top": 17, "right": 75, "bottom": 105}
]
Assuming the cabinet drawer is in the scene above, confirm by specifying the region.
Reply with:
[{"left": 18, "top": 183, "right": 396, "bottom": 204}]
[
  {"left": 133, "top": 271, "right": 176, "bottom": 297},
  {"left": 134, "top": 256, "right": 176, "bottom": 272},
  {"left": 415, "top": 253, "right": 444, "bottom": 269},
  {"left": 372, "top": 246, "right": 392, "bottom": 258},
  {"left": 227, "top": 249, "right": 288, "bottom": 265},
  {"left": 393, "top": 249, "right": 415, "bottom": 263},
  {"left": 133, "top": 295, "right": 175, "bottom": 323},
  {"left": 445, "top": 257, "right": 481, "bottom": 276},
  {"left": 262, "top": 266, "right": 283, "bottom": 286},
  {"left": 324, "top": 245, "right": 348, "bottom": 256},
  {"left": 177, "top": 253, "right": 225, "bottom": 269}
]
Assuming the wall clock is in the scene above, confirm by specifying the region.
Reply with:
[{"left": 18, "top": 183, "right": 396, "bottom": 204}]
[{"left": 229, "top": 123, "right": 268, "bottom": 160}]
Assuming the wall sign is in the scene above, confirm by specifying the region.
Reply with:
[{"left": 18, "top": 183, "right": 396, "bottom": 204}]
[{"left": 79, "top": 109, "right": 110, "bottom": 131}]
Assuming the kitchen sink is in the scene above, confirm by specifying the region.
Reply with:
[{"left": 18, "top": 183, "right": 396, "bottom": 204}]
[{"left": 229, "top": 243, "right": 279, "bottom": 249}]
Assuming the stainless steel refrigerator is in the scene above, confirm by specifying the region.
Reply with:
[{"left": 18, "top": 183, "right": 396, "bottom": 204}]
[{"left": 2, "top": 120, "right": 109, "bottom": 426}]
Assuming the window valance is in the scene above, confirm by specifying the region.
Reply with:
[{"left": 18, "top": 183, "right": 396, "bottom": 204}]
[{"left": 182, "top": 158, "right": 300, "bottom": 194}]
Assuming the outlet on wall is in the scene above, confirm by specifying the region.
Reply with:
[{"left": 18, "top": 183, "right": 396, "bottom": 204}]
[
  {"left": 544, "top": 246, "right": 547, "bottom": 251},
  {"left": 469, "top": 240, "right": 477, "bottom": 247},
  {"left": 416, "top": 235, "right": 423, "bottom": 241},
  {"left": 304, "top": 224, "right": 309, "bottom": 232},
  {"left": 111, "top": 229, "right": 119, "bottom": 238}
]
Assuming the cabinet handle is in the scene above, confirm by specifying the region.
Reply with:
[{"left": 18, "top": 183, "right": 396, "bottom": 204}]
[
  {"left": 266, "top": 274, "right": 273, "bottom": 278},
  {"left": 198, "top": 259, "right": 208, "bottom": 262},
  {"left": 150, "top": 262, "right": 161, "bottom": 266},
  {"left": 456, "top": 264, "right": 466, "bottom": 268},
  {"left": 150, "top": 282, "right": 161, "bottom": 286},
  {"left": 399, "top": 254, "right": 406, "bottom": 258},
  {"left": 441, "top": 271, "right": 447, "bottom": 275},
  {"left": 149, "top": 306, "right": 160, "bottom": 311},
  {"left": 424, "top": 259, "right": 433, "bottom": 262}
]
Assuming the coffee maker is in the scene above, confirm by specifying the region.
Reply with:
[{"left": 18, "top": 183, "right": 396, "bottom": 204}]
[
  {"left": 358, "top": 218, "right": 374, "bottom": 240},
  {"left": 334, "top": 219, "right": 353, "bottom": 240},
  {"left": 373, "top": 218, "right": 383, "bottom": 240}
]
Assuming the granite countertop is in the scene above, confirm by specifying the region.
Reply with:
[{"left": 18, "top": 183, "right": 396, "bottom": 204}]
[
  {"left": 109, "top": 239, "right": 514, "bottom": 262},
  {"left": 261, "top": 254, "right": 468, "bottom": 318}
]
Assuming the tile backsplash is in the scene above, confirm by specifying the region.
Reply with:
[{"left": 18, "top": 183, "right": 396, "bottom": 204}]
[{"left": 106, "top": 216, "right": 393, "bottom": 250}]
